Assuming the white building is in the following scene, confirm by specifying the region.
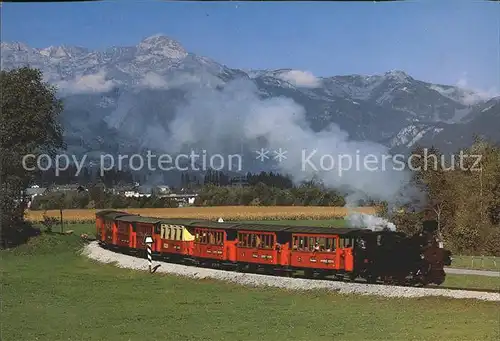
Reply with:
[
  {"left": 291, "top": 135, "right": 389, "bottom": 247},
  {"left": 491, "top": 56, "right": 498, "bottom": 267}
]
[{"left": 123, "top": 191, "right": 152, "bottom": 198}]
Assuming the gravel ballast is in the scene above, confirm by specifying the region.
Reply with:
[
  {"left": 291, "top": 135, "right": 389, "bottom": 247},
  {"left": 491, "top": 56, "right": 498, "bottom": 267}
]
[{"left": 83, "top": 241, "right": 500, "bottom": 302}]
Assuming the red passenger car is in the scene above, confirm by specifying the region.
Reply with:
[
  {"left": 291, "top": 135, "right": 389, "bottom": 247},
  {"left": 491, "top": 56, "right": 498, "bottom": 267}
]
[
  {"left": 286, "top": 226, "right": 357, "bottom": 277},
  {"left": 95, "top": 210, "right": 131, "bottom": 246},
  {"left": 157, "top": 221, "right": 197, "bottom": 258},
  {"left": 234, "top": 224, "right": 286, "bottom": 268},
  {"left": 109, "top": 215, "right": 162, "bottom": 251},
  {"left": 189, "top": 221, "right": 240, "bottom": 263}
]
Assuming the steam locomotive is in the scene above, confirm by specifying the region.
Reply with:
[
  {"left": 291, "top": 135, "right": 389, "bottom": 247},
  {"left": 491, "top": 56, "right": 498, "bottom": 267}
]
[{"left": 95, "top": 210, "right": 452, "bottom": 286}]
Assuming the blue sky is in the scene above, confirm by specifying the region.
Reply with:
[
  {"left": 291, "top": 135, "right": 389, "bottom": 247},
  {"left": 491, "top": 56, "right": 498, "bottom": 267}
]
[{"left": 2, "top": 0, "right": 499, "bottom": 93}]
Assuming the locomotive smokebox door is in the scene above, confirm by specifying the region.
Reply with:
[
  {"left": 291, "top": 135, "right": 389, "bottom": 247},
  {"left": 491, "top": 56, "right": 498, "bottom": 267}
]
[{"left": 422, "top": 220, "right": 438, "bottom": 234}]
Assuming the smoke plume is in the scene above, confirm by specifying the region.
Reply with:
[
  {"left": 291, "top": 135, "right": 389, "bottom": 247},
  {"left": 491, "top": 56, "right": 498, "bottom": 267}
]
[
  {"left": 109, "top": 75, "right": 423, "bottom": 229},
  {"left": 166, "top": 78, "right": 418, "bottom": 204},
  {"left": 344, "top": 212, "right": 396, "bottom": 231}
]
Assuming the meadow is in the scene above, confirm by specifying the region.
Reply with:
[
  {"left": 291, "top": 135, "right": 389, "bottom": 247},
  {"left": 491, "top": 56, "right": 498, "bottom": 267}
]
[
  {"left": 1, "top": 231, "right": 499, "bottom": 341},
  {"left": 26, "top": 206, "right": 377, "bottom": 223}
]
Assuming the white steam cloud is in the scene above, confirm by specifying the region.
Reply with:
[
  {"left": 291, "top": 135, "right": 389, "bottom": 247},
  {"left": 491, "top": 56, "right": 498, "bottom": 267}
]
[
  {"left": 162, "top": 77, "right": 419, "bottom": 212},
  {"left": 345, "top": 212, "right": 396, "bottom": 231}
]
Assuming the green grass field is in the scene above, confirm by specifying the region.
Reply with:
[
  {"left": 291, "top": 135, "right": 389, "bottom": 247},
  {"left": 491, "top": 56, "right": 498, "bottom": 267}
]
[
  {"left": 448, "top": 255, "right": 499, "bottom": 272},
  {"left": 1, "top": 227, "right": 499, "bottom": 341}
]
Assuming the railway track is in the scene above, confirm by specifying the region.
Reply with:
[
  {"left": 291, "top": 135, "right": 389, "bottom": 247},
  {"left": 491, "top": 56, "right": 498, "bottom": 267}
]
[{"left": 95, "top": 241, "right": 499, "bottom": 295}]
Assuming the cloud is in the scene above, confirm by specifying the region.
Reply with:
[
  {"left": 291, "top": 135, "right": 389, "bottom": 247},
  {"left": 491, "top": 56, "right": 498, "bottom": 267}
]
[
  {"left": 277, "top": 70, "right": 322, "bottom": 88},
  {"left": 139, "top": 72, "right": 169, "bottom": 89},
  {"left": 155, "top": 77, "right": 420, "bottom": 207},
  {"left": 455, "top": 72, "right": 499, "bottom": 105},
  {"left": 56, "top": 70, "right": 116, "bottom": 94},
  {"left": 138, "top": 72, "right": 224, "bottom": 90}
]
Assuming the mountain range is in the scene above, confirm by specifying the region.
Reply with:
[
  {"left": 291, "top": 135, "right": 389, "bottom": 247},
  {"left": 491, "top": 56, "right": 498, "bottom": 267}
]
[{"left": 2, "top": 34, "right": 499, "bottom": 167}]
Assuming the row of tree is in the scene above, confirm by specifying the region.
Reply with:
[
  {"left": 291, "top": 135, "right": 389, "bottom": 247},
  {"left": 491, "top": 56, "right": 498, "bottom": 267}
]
[
  {"left": 31, "top": 165, "right": 295, "bottom": 191},
  {"left": 194, "top": 182, "right": 346, "bottom": 206},
  {"left": 28, "top": 180, "right": 346, "bottom": 209},
  {"left": 30, "top": 188, "right": 179, "bottom": 210},
  {"left": 387, "top": 140, "right": 500, "bottom": 256}
]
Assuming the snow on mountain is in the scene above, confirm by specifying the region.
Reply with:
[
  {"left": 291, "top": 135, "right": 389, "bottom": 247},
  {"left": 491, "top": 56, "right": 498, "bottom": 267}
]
[{"left": 1, "top": 34, "right": 497, "bottom": 158}]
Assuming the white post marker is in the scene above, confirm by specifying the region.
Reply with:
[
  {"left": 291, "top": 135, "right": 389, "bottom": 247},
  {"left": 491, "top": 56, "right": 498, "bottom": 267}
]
[{"left": 144, "top": 235, "right": 154, "bottom": 273}]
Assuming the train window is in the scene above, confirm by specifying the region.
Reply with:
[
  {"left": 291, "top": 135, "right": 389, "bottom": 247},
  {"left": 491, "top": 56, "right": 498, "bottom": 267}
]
[
  {"left": 326, "top": 238, "right": 335, "bottom": 251},
  {"left": 238, "top": 233, "right": 245, "bottom": 247},
  {"left": 210, "top": 231, "right": 223, "bottom": 245},
  {"left": 312, "top": 237, "right": 333, "bottom": 252},
  {"left": 292, "top": 236, "right": 309, "bottom": 251},
  {"left": 307, "top": 237, "right": 313, "bottom": 251},
  {"left": 264, "top": 235, "right": 273, "bottom": 249},
  {"left": 255, "top": 234, "right": 262, "bottom": 248}
]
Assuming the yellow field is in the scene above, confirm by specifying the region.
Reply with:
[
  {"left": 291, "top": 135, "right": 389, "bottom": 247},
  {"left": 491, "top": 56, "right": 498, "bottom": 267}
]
[{"left": 26, "top": 206, "right": 377, "bottom": 222}]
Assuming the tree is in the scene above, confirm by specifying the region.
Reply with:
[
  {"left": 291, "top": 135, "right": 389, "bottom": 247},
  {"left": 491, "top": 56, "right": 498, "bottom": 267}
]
[{"left": 0, "top": 67, "right": 64, "bottom": 247}]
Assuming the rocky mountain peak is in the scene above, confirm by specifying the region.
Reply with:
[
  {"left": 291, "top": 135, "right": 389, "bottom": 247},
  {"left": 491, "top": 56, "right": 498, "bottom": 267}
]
[{"left": 136, "top": 34, "right": 187, "bottom": 59}]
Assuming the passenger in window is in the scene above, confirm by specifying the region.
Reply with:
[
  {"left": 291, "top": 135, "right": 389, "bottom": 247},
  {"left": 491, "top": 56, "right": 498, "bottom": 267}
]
[{"left": 313, "top": 242, "right": 320, "bottom": 252}]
